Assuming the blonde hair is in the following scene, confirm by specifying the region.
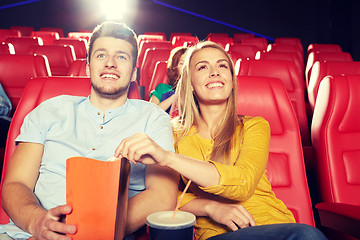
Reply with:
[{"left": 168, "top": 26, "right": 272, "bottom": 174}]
[{"left": 173, "top": 41, "right": 241, "bottom": 164}]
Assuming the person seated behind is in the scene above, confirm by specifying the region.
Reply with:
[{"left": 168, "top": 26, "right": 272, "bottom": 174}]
[
  {"left": 0, "top": 82, "right": 12, "bottom": 148},
  {"left": 149, "top": 46, "right": 187, "bottom": 113},
  {"left": 115, "top": 41, "right": 328, "bottom": 240},
  {"left": 0, "top": 22, "right": 178, "bottom": 240}
]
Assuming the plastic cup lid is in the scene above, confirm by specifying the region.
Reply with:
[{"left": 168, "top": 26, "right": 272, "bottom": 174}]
[{"left": 146, "top": 211, "right": 196, "bottom": 230}]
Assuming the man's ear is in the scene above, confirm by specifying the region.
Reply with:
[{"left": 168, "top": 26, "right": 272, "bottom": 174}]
[
  {"left": 86, "top": 63, "right": 90, "bottom": 77},
  {"left": 131, "top": 68, "right": 137, "bottom": 82}
]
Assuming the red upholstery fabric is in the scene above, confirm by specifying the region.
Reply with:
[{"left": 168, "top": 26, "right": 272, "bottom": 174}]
[
  {"left": 256, "top": 51, "right": 305, "bottom": 77},
  {"left": 67, "top": 32, "right": 92, "bottom": 44},
  {"left": 236, "top": 59, "right": 310, "bottom": 146},
  {"left": 240, "top": 37, "right": 268, "bottom": 51},
  {"left": 54, "top": 38, "right": 88, "bottom": 59},
  {"left": 311, "top": 74, "right": 360, "bottom": 239},
  {"left": 0, "top": 54, "right": 51, "bottom": 112},
  {"left": 267, "top": 43, "right": 304, "bottom": 61},
  {"left": 169, "top": 32, "right": 192, "bottom": 43},
  {"left": 225, "top": 43, "right": 257, "bottom": 62},
  {"left": 28, "top": 45, "right": 76, "bottom": 76},
  {"left": 232, "top": 33, "right": 255, "bottom": 43},
  {"left": 171, "top": 35, "right": 199, "bottom": 48},
  {"left": 0, "top": 29, "right": 21, "bottom": 42},
  {"left": 10, "top": 26, "right": 34, "bottom": 37},
  {"left": 31, "top": 31, "right": 60, "bottom": 45},
  {"left": 237, "top": 76, "right": 315, "bottom": 226},
  {"left": 305, "top": 51, "right": 353, "bottom": 84},
  {"left": 5, "top": 36, "right": 42, "bottom": 54},
  {"left": 307, "top": 43, "right": 342, "bottom": 56},
  {"left": 139, "top": 48, "right": 171, "bottom": 100},
  {"left": 137, "top": 34, "right": 166, "bottom": 46},
  {"left": 311, "top": 74, "right": 360, "bottom": 205},
  {"left": 148, "top": 61, "right": 169, "bottom": 96},
  {"left": 40, "top": 27, "right": 64, "bottom": 38},
  {"left": 308, "top": 61, "right": 360, "bottom": 111},
  {"left": 137, "top": 40, "right": 173, "bottom": 68},
  {"left": 274, "top": 38, "right": 304, "bottom": 53},
  {"left": 206, "top": 34, "right": 233, "bottom": 48},
  {"left": 0, "top": 42, "right": 14, "bottom": 54}
]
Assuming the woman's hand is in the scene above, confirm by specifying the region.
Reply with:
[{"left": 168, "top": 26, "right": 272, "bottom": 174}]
[
  {"left": 205, "top": 201, "right": 256, "bottom": 231},
  {"left": 114, "top": 133, "right": 172, "bottom": 167}
]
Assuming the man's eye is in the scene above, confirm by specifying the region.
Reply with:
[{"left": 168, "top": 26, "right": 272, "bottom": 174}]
[
  {"left": 118, "top": 55, "right": 127, "bottom": 60},
  {"left": 96, "top": 53, "right": 105, "bottom": 58}
]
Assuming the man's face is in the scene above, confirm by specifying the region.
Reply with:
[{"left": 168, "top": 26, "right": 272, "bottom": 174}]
[{"left": 87, "top": 37, "right": 135, "bottom": 99}]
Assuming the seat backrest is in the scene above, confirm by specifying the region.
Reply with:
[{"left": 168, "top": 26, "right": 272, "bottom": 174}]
[
  {"left": 0, "top": 76, "right": 91, "bottom": 224},
  {"left": 5, "top": 36, "right": 42, "bottom": 54},
  {"left": 240, "top": 37, "right": 268, "bottom": 51},
  {"left": 307, "top": 43, "right": 342, "bottom": 56},
  {"left": 40, "top": 27, "right": 64, "bottom": 38},
  {"left": 236, "top": 59, "right": 310, "bottom": 146},
  {"left": 207, "top": 34, "right": 233, "bottom": 48},
  {"left": 137, "top": 34, "right": 166, "bottom": 46},
  {"left": 267, "top": 43, "right": 304, "bottom": 60},
  {"left": 237, "top": 76, "right": 315, "bottom": 226},
  {"left": 171, "top": 35, "right": 199, "bottom": 48},
  {"left": 305, "top": 51, "right": 353, "bottom": 85},
  {"left": 275, "top": 38, "right": 304, "bottom": 53},
  {"left": 0, "top": 42, "right": 15, "bottom": 54},
  {"left": 10, "top": 26, "right": 34, "bottom": 36},
  {"left": 311, "top": 74, "right": 360, "bottom": 205},
  {"left": 225, "top": 43, "right": 257, "bottom": 61},
  {"left": 148, "top": 61, "right": 169, "bottom": 95},
  {"left": 169, "top": 33, "right": 192, "bottom": 43},
  {"left": 308, "top": 61, "right": 360, "bottom": 111},
  {"left": 28, "top": 45, "right": 76, "bottom": 76},
  {"left": 137, "top": 40, "right": 173, "bottom": 68},
  {"left": 67, "top": 32, "right": 92, "bottom": 44},
  {"left": 140, "top": 48, "right": 171, "bottom": 100},
  {"left": 256, "top": 51, "right": 304, "bottom": 77},
  {"left": 0, "top": 29, "right": 21, "bottom": 42},
  {"left": 54, "top": 38, "right": 88, "bottom": 59},
  {"left": 0, "top": 54, "right": 51, "bottom": 112},
  {"left": 31, "top": 31, "right": 60, "bottom": 45},
  {"left": 232, "top": 33, "right": 255, "bottom": 43}
]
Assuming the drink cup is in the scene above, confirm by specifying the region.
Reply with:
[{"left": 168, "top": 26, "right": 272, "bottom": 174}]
[{"left": 146, "top": 211, "right": 196, "bottom": 240}]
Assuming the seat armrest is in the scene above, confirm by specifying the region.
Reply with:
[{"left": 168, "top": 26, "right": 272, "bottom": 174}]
[{"left": 315, "top": 202, "right": 360, "bottom": 238}]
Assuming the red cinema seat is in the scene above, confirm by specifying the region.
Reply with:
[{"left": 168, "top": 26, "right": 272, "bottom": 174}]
[
  {"left": 5, "top": 36, "right": 42, "bottom": 54},
  {"left": 171, "top": 35, "right": 199, "bottom": 48},
  {"left": 137, "top": 34, "right": 166, "bottom": 45},
  {"left": 307, "top": 43, "right": 342, "bottom": 56},
  {"left": 137, "top": 40, "right": 173, "bottom": 68},
  {"left": 54, "top": 38, "right": 88, "bottom": 59},
  {"left": 311, "top": 74, "right": 360, "bottom": 239},
  {"left": 307, "top": 61, "right": 360, "bottom": 111},
  {"left": 40, "top": 27, "right": 64, "bottom": 38},
  {"left": 169, "top": 32, "right": 192, "bottom": 43},
  {"left": 267, "top": 43, "right": 304, "bottom": 62},
  {"left": 256, "top": 51, "right": 305, "bottom": 77},
  {"left": 10, "top": 26, "right": 34, "bottom": 36},
  {"left": 237, "top": 76, "right": 315, "bottom": 226},
  {"left": 139, "top": 48, "right": 171, "bottom": 100},
  {"left": 275, "top": 38, "right": 304, "bottom": 53},
  {"left": 144, "top": 32, "right": 167, "bottom": 39},
  {"left": 236, "top": 59, "right": 310, "bottom": 146},
  {"left": 305, "top": 51, "right": 353, "bottom": 86},
  {"left": 148, "top": 61, "right": 169, "bottom": 96},
  {"left": 0, "top": 29, "right": 20, "bottom": 42},
  {"left": 0, "top": 42, "right": 15, "bottom": 54},
  {"left": 67, "top": 59, "right": 141, "bottom": 100},
  {"left": 241, "top": 37, "right": 268, "bottom": 51},
  {"left": 28, "top": 45, "right": 76, "bottom": 76},
  {"left": 67, "top": 32, "right": 92, "bottom": 44},
  {"left": 232, "top": 33, "right": 255, "bottom": 43},
  {"left": 0, "top": 76, "right": 91, "bottom": 224},
  {"left": 225, "top": 43, "right": 258, "bottom": 63},
  {"left": 207, "top": 33, "right": 233, "bottom": 48},
  {"left": 31, "top": 31, "right": 60, "bottom": 45},
  {"left": 0, "top": 54, "right": 51, "bottom": 113}
]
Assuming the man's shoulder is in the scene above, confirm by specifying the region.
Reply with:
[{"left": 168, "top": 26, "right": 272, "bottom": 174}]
[{"left": 34, "top": 95, "right": 87, "bottom": 112}]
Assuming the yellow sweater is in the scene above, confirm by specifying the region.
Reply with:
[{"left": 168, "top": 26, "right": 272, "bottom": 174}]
[{"left": 175, "top": 116, "right": 295, "bottom": 240}]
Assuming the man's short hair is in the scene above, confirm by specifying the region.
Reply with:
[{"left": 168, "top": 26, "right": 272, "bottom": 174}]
[{"left": 87, "top": 22, "right": 138, "bottom": 69}]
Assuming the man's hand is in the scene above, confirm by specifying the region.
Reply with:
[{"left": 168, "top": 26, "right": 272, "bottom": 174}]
[{"left": 31, "top": 205, "right": 76, "bottom": 240}]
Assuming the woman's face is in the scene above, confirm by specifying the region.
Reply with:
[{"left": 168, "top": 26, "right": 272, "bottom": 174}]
[
  {"left": 190, "top": 47, "right": 233, "bottom": 105},
  {"left": 176, "top": 54, "right": 186, "bottom": 74}
]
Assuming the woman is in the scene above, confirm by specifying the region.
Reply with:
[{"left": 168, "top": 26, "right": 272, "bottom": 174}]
[
  {"left": 115, "top": 42, "right": 327, "bottom": 240},
  {"left": 149, "top": 46, "right": 187, "bottom": 113}
]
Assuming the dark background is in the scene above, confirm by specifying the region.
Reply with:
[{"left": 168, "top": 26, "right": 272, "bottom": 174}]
[{"left": 1, "top": 0, "right": 360, "bottom": 59}]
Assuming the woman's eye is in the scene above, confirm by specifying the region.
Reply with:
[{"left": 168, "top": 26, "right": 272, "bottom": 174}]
[
  {"left": 198, "top": 65, "right": 206, "bottom": 71},
  {"left": 219, "top": 63, "right": 228, "bottom": 69}
]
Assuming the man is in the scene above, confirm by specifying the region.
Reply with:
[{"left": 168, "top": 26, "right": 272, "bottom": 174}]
[{"left": 0, "top": 22, "right": 178, "bottom": 240}]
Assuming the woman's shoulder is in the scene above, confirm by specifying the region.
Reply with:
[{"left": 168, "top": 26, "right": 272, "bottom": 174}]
[{"left": 240, "top": 115, "right": 270, "bottom": 130}]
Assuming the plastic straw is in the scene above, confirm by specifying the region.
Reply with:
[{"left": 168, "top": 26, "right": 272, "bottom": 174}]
[{"left": 172, "top": 179, "right": 192, "bottom": 218}]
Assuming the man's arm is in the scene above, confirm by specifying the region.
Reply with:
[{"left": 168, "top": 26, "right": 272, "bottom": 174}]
[
  {"left": 1, "top": 142, "right": 76, "bottom": 239},
  {"left": 125, "top": 164, "right": 179, "bottom": 234}
]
